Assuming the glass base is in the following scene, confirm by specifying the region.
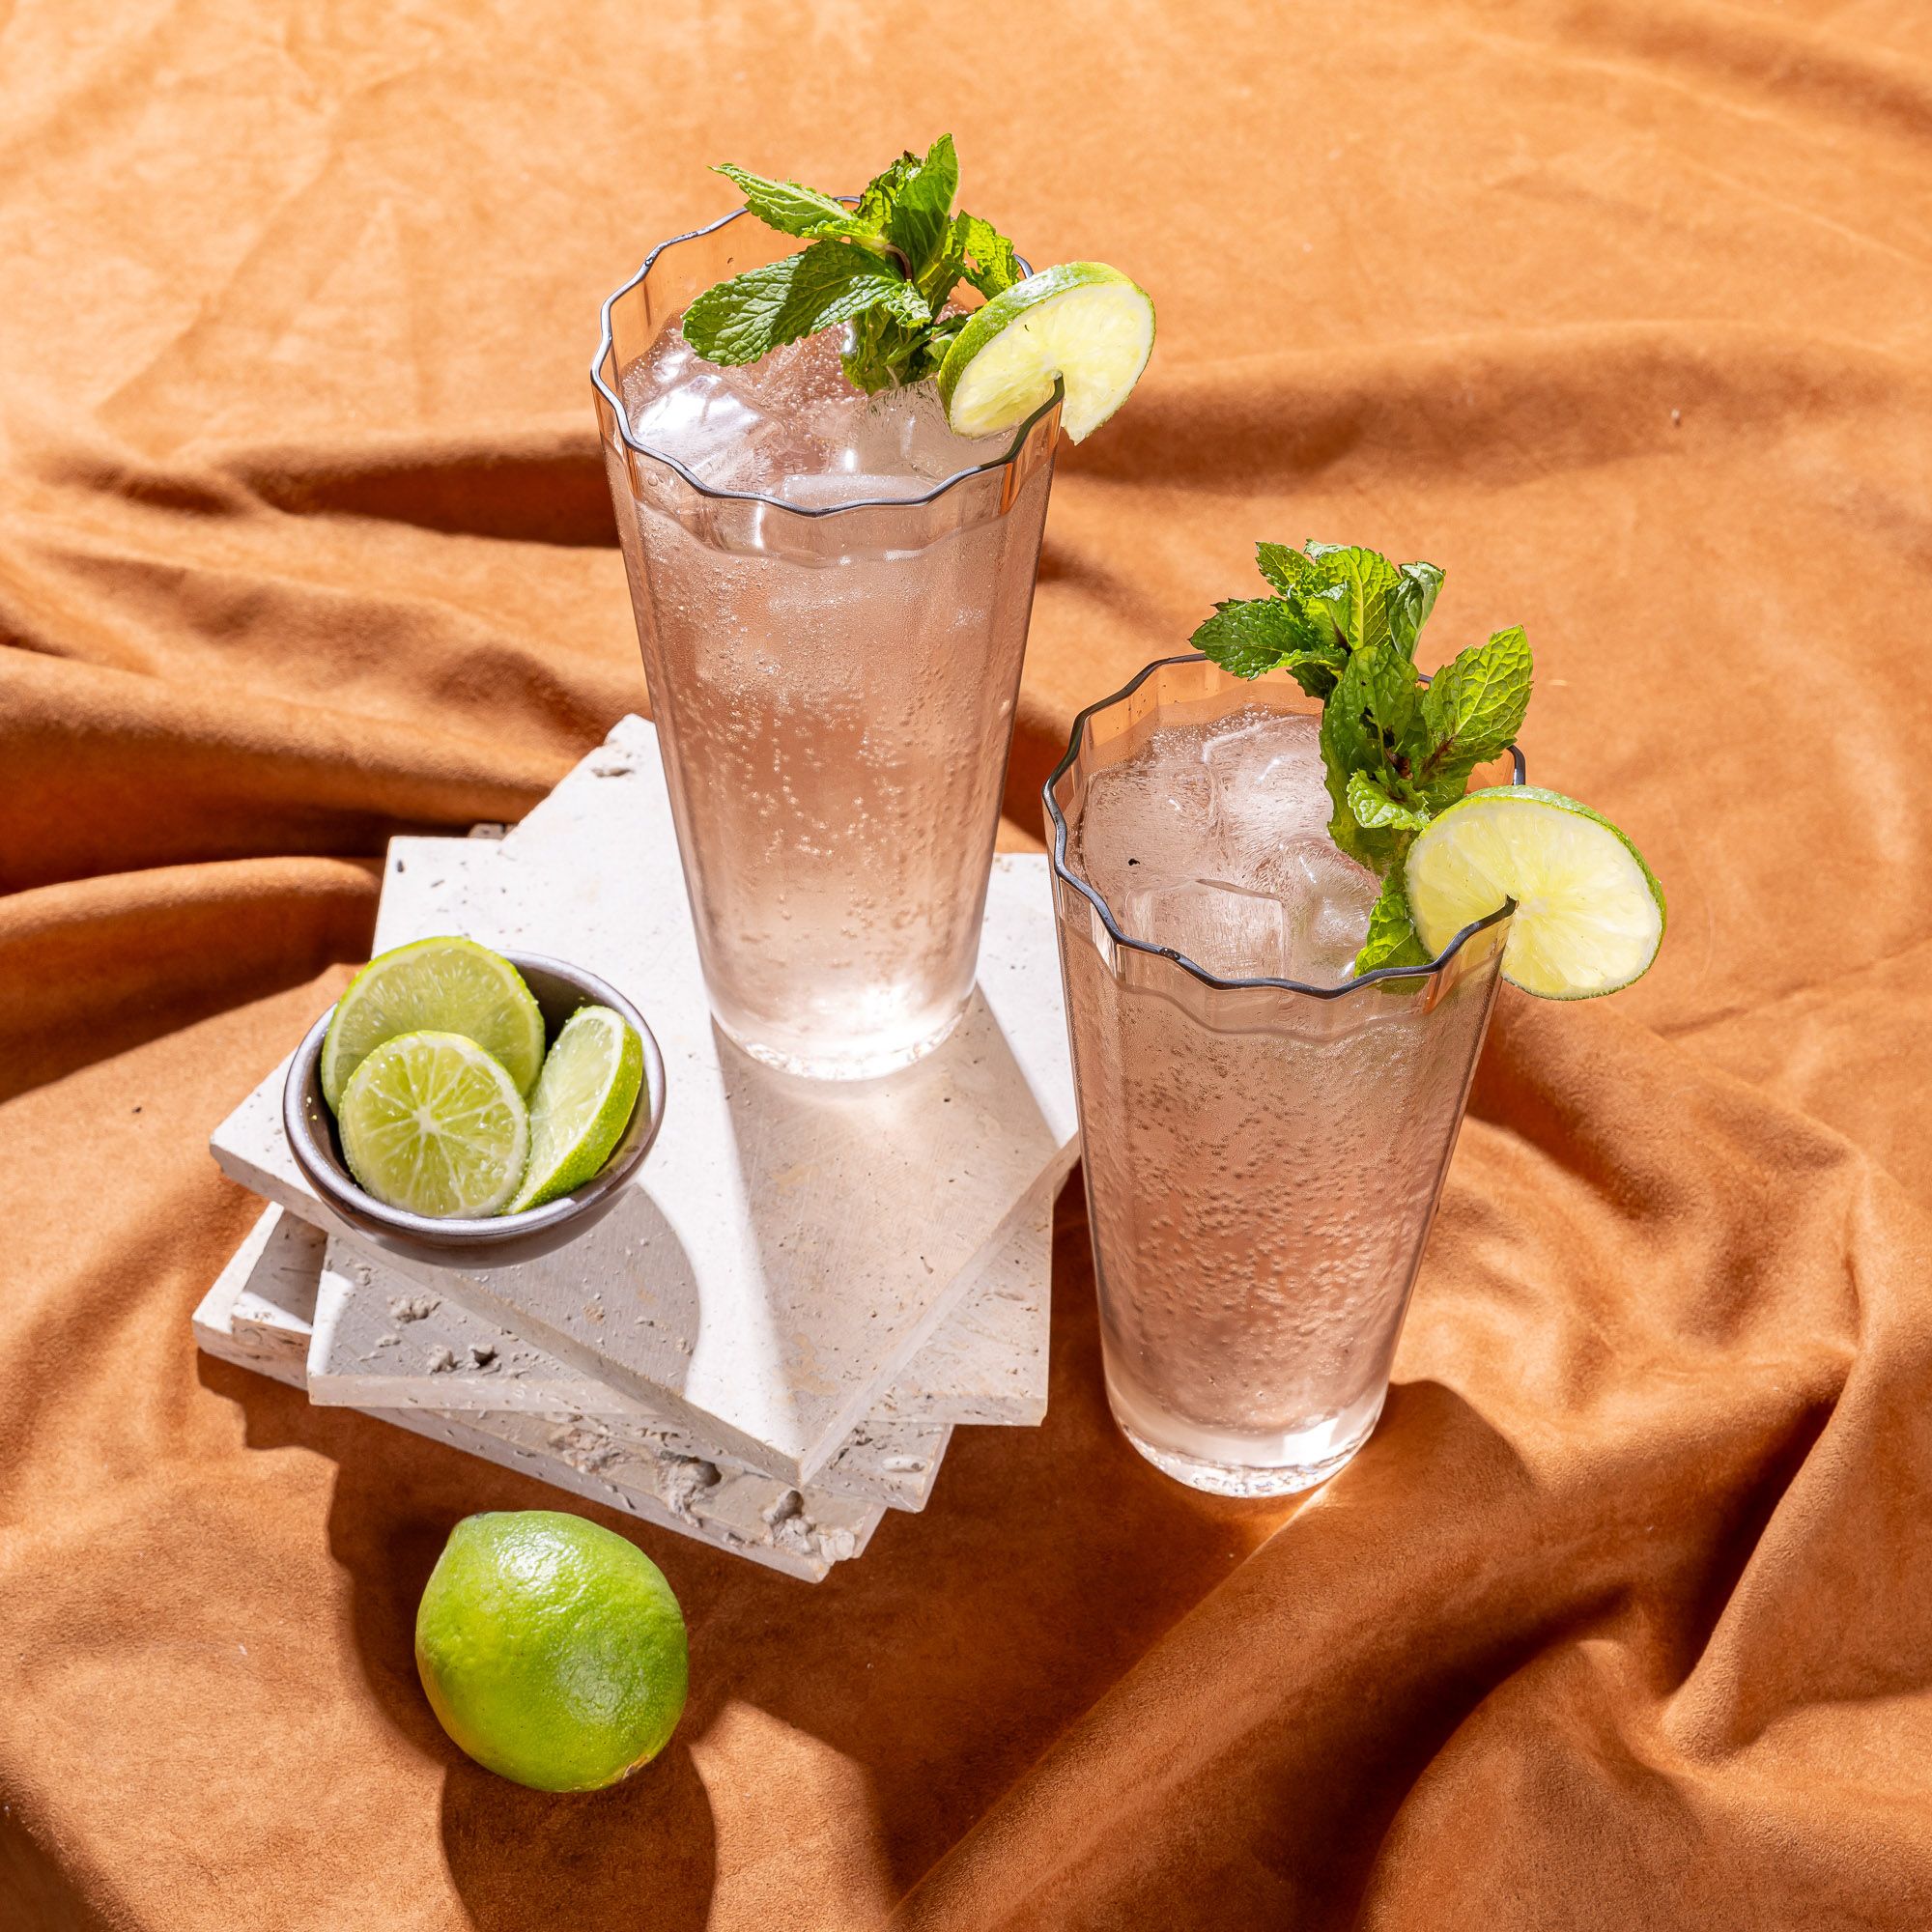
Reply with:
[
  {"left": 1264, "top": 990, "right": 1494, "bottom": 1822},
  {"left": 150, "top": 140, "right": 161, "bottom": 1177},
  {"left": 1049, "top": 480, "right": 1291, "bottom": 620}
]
[
  {"left": 715, "top": 1000, "right": 967, "bottom": 1083},
  {"left": 1106, "top": 1375, "right": 1387, "bottom": 1497},
  {"left": 1117, "top": 1421, "right": 1373, "bottom": 1496}
]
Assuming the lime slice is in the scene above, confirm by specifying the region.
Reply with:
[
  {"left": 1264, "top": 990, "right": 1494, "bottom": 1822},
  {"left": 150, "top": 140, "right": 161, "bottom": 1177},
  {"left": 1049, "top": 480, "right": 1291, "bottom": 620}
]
[
  {"left": 1406, "top": 787, "right": 1665, "bottom": 999},
  {"left": 937, "top": 262, "right": 1154, "bottom": 442},
  {"left": 321, "top": 936, "right": 545, "bottom": 1112},
  {"left": 507, "top": 1006, "right": 645, "bottom": 1213},
  {"left": 337, "top": 1031, "right": 531, "bottom": 1217}
]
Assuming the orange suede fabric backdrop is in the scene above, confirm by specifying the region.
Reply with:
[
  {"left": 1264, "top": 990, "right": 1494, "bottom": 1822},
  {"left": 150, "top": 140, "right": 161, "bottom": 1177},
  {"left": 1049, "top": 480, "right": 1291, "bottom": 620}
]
[{"left": 5, "top": 2, "right": 1932, "bottom": 1925}]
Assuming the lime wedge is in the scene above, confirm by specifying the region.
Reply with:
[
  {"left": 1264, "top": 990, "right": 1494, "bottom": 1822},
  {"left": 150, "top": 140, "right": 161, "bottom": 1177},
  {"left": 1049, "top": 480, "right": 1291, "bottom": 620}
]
[
  {"left": 322, "top": 936, "right": 545, "bottom": 1112},
  {"left": 507, "top": 1006, "right": 645, "bottom": 1214},
  {"left": 1406, "top": 786, "right": 1666, "bottom": 999},
  {"left": 337, "top": 1031, "right": 531, "bottom": 1217},
  {"left": 937, "top": 262, "right": 1154, "bottom": 442}
]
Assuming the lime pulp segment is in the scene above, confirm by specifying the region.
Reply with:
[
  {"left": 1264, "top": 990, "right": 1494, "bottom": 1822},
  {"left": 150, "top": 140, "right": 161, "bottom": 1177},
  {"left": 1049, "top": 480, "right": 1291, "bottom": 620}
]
[
  {"left": 508, "top": 1005, "right": 645, "bottom": 1213},
  {"left": 321, "top": 936, "right": 546, "bottom": 1112},
  {"left": 937, "top": 262, "right": 1155, "bottom": 443},
  {"left": 1405, "top": 786, "right": 1665, "bottom": 1000},
  {"left": 337, "top": 1030, "right": 531, "bottom": 1217}
]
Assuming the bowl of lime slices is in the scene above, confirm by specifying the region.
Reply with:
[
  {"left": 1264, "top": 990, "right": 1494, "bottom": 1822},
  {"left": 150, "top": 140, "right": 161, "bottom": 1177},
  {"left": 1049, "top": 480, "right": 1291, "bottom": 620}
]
[{"left": 283, "top": 937, "right": 666, "bottom": 1267}]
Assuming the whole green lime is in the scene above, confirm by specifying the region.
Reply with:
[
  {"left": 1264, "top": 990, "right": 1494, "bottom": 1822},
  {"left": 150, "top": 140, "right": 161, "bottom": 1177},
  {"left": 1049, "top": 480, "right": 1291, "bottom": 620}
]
[{"left": 414, "top": 1511, "right": 689, "bottom": 1792}]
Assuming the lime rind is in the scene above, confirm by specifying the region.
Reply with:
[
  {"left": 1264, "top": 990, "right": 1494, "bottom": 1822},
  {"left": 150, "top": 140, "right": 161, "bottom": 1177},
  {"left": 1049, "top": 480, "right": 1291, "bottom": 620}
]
[
  {"left": 937, "top": 262, "right": 1154, "bottom": 442},
  {"left": 322, "top": 936, "right": 546, "bottom": 1111},
  {"left": 1405, "top": 785, "right": 1665, "bottom": 1000},
  {"left": 337, "top": 1030, "right": 531, "bottom": 1218},
  {"left": 507, "top": 1006, "right": 645, "bottom": 1214},
  {"left": 415, "top": 1511, "right": 688, "bottom": 1793}
]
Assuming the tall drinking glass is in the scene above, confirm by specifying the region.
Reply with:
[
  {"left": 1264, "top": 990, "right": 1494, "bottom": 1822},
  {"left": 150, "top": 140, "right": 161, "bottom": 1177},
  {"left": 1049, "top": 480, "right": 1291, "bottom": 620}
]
[
  {"left": 1046, "top": 656, "right": 1517, "bottom": 1495},
  {"left": 592, "top": 212, "right": 1062, "bottom": 1081}
]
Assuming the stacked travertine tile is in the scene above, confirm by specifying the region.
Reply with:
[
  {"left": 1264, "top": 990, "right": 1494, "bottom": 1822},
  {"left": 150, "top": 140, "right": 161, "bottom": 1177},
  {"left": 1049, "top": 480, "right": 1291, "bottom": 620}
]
[{"left": 196, "top": 719, "right": 1078, "bottom": 1581}]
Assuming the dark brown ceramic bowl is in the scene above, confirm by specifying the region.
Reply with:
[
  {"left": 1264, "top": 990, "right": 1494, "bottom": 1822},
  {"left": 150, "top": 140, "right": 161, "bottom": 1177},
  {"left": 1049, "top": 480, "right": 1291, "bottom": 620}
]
[{"left": 282, "top": 952, "right": 666, "bottom": 1267}]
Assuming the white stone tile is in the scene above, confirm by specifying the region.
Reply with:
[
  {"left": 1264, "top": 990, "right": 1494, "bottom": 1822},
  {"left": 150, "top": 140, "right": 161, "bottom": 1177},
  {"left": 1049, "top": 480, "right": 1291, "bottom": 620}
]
[
  {"left": 423, "top": 1408, "right": 881, "bottom": 1581},
  {"left": 309, "top": 1164, "right": 1048, "bottom": 1417},
  {"left": 192, "top": 1207, "right": 311, "bottom": 1393},
  {"left": 193, "top": 1208, "right": 880, "bottom": 1582},
  {"left": 309, "top": 1240, "right": 952, "bottom": 1514},
  {"left": 874, "top": 1187, "right": 1053, "bottom": 1427},
  {"left": 221, "top": 1101, "right": 1054, "bottom": 1437},
  {"left": 229, "top": 1231, "right": 325, "bottom": 1371},
  {"left": 214, "top": 715, "right": 1074, "bottom": 1486}
]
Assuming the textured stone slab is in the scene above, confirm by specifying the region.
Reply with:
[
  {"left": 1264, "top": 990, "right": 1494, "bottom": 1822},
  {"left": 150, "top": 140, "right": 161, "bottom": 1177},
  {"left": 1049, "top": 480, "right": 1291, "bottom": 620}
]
[
  {"left": 310, "top": 1240, "right": 953, "bottom": 1513},
  {"left": 192, "top": 1208, "right": 880, "bottom": 1582},
  {"left": 310, "top": 1178, "right": 1049, "bottom": 1424},
  {"left": 213, "top": 714, "right": 1074, "bottom": 1485},
  {"left": 225, "top": 1208, "right": 327, "bottom": 1375},
  {"left": 373, "top": 839, "right": 1057, "bottom": 1431},
  {"left": 193, "top": 1207, "right": 313, "bottom": 1393},
  {"left": 410, "top": 1409, "right": 882, "bottom": 1580},
  {"left": 872, "top": 1189, "right": 1054, "bottom": 1426},
  {"left": 216, "top": 1071, "right": 1047, "bottom": 1439}
]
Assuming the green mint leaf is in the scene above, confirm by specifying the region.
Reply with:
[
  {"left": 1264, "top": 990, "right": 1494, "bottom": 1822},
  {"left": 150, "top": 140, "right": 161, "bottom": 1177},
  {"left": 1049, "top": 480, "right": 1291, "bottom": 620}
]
[
  {"left": 680, "top": 259, "right": 798, "bottom": 365},
  {"left": 885, "top": 134, "right": 958, "bottom": 276},
  {"left": 1191, "top": 599, "right": 1345, "bottom": 695},
  {"left": 874, "top": 278, "right": 933, "bottom": 328},
  {"left": 1320, "top": 639, "right": 1427, "bottom": 868},
  {"left": 1327, "top": 639, "right": 1428, "bottom": 777},
  {"left": 691, "top": 140, "right": 1018, "bottom": 391},
  {"left": 1306, "top": 543, "right": 1403, "bottom": 655},
  {"left": 856, "top": 153, "right": 920, "bottom": 231},
  {"left": 840, "top": 309, "right": 896, "bottom": 393},
  {"left": 1273, "top": 652, "right": 1348, "bottom": 701},
  {"left": 1347, "top": 770, "right": 1432, "bottom": 833},
  {"left": 840, "top": 298, "right": 936, "bottom": 392},
  {"left": 911, "top": 310, "right": 968, "bottom": 379},
  {"left": 952, "top": 213, "right": 1019, "bottom": 298},
  {"left": 1418, "top": 624, "right": 1532, "bottom": 808},
  {"left": 1255, "top": 542, "right": 1319, "bottom": 598},
  {"left": 1386, "top": 561, "right": 1444, "bottom": 653},
  {"left": 712, "top": 165, "right": 871, "bottom": 242},
  {"left": 1353, "top": 866, "right": 1431, "bottom": 974},
  {"left": 918, "top": 242, "right": 967, "bottom": 310},
  {"left": 682, "top": 242, "right": 920, "bottom": 367}
]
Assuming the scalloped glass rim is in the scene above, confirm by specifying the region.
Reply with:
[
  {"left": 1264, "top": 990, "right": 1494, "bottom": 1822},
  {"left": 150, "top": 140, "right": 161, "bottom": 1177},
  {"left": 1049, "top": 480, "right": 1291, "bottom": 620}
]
[
  {"left": 1043, "top": 652, "right": 1525, "bottom": 1001},
  {"left": 590, "top": 204, "right": 1065, "bottom": 520}
]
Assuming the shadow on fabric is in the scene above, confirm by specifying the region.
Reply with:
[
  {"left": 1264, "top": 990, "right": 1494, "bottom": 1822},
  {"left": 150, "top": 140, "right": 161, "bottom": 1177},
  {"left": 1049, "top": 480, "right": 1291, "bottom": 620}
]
[
  {"left": 203, "top": 1356, "right": 721, "bottom": 1927},
  {"left": 438, "top": 1743, "right": 716, "bottom": 1932},
  {"left": 193, "top": 1177, "right": 1253, "bottom": 1915}
]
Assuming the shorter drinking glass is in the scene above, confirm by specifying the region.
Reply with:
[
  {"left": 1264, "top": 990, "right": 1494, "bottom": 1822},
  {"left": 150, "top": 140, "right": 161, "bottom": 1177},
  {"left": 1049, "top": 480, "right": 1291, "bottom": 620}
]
[{"left": 1046, "top": 655, "right": 1518, "bottom": 1495}]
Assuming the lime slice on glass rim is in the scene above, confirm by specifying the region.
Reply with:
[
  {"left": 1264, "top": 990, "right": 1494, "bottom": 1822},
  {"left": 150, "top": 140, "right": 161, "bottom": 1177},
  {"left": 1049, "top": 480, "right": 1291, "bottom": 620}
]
[
  {"left": 321, "top": 936, "right": 545, "bottom": 1112},
  {"left": 1406, "top": 786, "right": 1666, "bottom": 999},
  {"left": 337, "top": 1031, "right": 531, "bottom": 1218},
  {"left": 507, "top": 1005, "right": 645, "bottom": 1214},
  {"left": 937, "top": 262, "right": 1155, "bottom": 442}
]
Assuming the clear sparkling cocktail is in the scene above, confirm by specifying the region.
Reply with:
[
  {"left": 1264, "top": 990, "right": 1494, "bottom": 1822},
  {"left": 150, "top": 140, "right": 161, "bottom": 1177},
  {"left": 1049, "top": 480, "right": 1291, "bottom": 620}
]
[
  {"left": 1050, "top": 659, "right": 1514, "bottom": 1494},
  {"left": 591, "top": 138, "right": 1154, "bottom": 1079},
  {"left": 1050, "top": 538, "right": 1664, "bottom": 1495},
  {"left": 605, "top": 301, "right": 1057, "bottom": 1079}
]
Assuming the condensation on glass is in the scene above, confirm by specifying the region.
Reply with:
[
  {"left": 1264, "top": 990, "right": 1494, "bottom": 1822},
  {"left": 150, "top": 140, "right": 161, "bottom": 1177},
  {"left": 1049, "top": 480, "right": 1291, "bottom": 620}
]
[
  {"left": 592, "top": 211, "right": 1062, "bottom": 1080},
  {"left": 1046, "top": 656, "right": 1517, "bottom": 1495}
]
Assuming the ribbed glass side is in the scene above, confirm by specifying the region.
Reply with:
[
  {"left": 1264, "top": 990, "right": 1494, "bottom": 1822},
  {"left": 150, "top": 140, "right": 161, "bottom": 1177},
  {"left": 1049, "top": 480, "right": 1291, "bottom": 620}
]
[
  {"left": 593, "top": 213, "right": 1062, "bottom": 1079},
  {"left": 1046, "top": 656, "right": 1515, "bottom": 1492}
]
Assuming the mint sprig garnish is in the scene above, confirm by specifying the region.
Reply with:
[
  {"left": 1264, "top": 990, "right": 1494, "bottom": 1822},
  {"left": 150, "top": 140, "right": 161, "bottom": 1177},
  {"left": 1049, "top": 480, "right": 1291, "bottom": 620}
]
[
  {"left": 1417, "top": 625, "right": 1531, "bottom": 807},
  {"left": 682, "top": 136, "right": 1021, "bottom": 393},
  {"left": 1191, "top": 542, "right": 1530, "bottom": 976}
]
